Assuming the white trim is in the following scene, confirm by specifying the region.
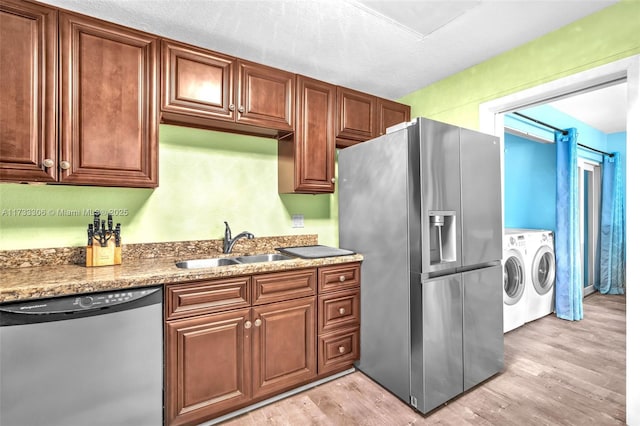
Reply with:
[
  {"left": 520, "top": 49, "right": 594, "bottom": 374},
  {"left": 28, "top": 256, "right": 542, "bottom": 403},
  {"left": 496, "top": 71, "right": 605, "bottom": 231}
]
[{"left": 480, "top": 55, "right": 639, "bottom": 426}]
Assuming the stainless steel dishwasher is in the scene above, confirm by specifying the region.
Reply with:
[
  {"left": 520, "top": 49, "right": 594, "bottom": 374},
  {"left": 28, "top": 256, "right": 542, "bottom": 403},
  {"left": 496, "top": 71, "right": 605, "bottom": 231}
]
[{"left": 0, "top": 286, "right": 163, "bottom": 426}]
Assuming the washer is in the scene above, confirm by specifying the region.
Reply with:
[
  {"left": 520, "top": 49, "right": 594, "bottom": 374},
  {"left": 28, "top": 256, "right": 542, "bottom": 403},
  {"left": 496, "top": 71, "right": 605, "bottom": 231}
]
[
  {"left": 525, "top": 230, "right": 556, "bottom": 322},
  {"left": 503, "top": 229, "right": 529, "bottom": 332}
]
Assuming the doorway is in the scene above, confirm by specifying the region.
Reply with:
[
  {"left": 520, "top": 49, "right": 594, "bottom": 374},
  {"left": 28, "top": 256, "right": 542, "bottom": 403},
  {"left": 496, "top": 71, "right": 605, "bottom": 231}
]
[
  {"left": 479, "top": 54, "right": 639, "bottom": 424},
  {"left": 578, "top": 158, "right": 601, "bottom": 296}
]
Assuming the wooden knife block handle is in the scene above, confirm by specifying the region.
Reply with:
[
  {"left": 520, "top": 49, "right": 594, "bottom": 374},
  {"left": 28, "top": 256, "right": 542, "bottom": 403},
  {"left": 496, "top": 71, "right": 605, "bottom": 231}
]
[{"left": 86, "top": 240, "right": 122, "bottom": 267}]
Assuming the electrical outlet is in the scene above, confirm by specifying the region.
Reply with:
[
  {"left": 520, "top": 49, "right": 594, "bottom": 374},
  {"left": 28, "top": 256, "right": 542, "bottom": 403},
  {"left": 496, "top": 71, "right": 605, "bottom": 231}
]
[{"left": 292, "top": 214, "right": 304, "bottom": 228}]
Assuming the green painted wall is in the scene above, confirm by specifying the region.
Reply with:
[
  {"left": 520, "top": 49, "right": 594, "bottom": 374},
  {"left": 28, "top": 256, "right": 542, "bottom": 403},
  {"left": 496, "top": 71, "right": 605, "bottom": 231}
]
[
  {"left": 400, "top": 0, "right": 640, "bottom": 129},
  {"left": 1, "top": 1, "right": 638, "bottom": 251},
  {"left": 0, "top": 125, "right": 338, "bottom": 250}
]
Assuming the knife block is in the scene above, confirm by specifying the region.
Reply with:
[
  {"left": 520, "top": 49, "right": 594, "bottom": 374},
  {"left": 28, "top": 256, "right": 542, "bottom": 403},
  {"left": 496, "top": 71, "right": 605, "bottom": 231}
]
[{"left": 86, "top": 240, "right": 122, "bottom": 267}]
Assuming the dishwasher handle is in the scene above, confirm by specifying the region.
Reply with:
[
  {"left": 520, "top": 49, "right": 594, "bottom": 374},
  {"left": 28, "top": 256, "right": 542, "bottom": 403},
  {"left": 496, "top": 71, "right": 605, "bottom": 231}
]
[{"left": 0, "top": 286, "right": 162, "bottom": 326}]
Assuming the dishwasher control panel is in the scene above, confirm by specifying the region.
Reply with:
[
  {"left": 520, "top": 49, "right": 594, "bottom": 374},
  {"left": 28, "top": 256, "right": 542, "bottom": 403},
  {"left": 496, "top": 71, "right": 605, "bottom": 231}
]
[{"left": 0, "top": 287, "right": 160, "bottom": 315}]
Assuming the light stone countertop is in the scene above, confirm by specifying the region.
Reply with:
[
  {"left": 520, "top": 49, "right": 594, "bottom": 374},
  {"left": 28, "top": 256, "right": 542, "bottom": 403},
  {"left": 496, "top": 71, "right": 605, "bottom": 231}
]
[
  {"left": 0, "top": 254, "right": 363, "bottom": 303},
  {"left": 0, "top": 235, "right": 363, "bottom": 303}
]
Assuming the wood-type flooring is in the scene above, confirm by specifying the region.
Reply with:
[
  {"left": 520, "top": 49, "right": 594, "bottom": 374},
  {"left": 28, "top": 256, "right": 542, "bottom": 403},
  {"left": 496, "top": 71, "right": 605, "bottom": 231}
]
[{"left": 223, "top": 293, "right": 626, "bottom": 425}]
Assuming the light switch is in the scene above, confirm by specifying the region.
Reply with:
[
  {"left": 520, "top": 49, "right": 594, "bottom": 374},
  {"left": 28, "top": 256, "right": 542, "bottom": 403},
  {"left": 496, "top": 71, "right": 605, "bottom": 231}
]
[{"left": 292, "top": 214, "right": 304, "bottom": 228}]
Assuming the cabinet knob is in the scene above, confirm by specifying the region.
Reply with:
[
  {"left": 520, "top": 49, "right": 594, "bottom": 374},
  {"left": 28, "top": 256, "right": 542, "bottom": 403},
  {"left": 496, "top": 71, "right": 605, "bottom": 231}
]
[
  {"left": 338, "top": 307, "right": 346, "bottom": 315},
  {"left": 338, "top": 346, "right": 346, "bottom": 354},
  {"left": 43, "top": 158, "right": 54, "bottom": 168},
  {"left": 238, "top": 105, "right": 245, "bottom": 113},
  {"left": 230, "top": 104, "right": 235, "bottom": 111},
  {"left": 244, "top": 320, "right": 252, "bottom": 329},
  {"left": 254, "top": 318, "right": 262, "bottom": 327},
  {"left": 331, "top": 177, "right": 336, "bottom": 183},
  {"left": 339, "top": 275, "right": 346, "bottom": 282},
  {"left": 59, "top": 160, "right": 71, "bottom": 170}
]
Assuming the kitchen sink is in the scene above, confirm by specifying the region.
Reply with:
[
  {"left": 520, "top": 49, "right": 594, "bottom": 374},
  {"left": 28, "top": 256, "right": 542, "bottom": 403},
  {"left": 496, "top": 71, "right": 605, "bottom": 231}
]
[
  {"left": 175, "top": 253, "right": 293, "bottom": 269},
  {"left": 234, "top": 254, "right": 291, "bottom": 263},
  {"left": 175, "top": 258, "right": 240, "bottom": 268}
]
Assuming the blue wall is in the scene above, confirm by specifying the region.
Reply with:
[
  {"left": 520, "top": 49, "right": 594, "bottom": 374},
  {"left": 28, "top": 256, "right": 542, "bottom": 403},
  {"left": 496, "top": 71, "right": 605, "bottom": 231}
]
[
  {"left": 503, "top": 104, "right": 625, "bottom": 231},
  {"left": 503, "top": 132, "right": 556, "bottom": 230}
]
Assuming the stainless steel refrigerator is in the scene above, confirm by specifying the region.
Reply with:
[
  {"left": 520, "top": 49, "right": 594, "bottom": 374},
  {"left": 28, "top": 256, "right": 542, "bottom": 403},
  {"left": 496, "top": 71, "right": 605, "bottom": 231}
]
[{"left": 339, "top": 117, "right": 503, "bottom": 414}]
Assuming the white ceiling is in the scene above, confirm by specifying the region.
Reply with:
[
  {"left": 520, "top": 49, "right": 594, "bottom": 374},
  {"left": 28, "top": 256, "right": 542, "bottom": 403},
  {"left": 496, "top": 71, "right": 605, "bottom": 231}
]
[
  {"left": 546, "top": 82, "right": 627, "bottom": 134},
  {"left": 40, "top": 0, "right": 624, "bottom": 133}
]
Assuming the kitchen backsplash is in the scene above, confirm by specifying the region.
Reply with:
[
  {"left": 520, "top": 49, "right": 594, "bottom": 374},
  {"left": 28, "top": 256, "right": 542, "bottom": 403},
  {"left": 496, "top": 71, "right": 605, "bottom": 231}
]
[{"left": 0, "top": 234, "right": 318, "bottom": 269}]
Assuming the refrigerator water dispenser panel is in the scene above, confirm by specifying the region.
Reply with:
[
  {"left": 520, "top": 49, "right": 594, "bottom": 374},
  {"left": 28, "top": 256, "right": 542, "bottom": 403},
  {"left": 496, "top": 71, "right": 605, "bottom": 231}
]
[{"left": 429, "top": 211, "right": 456, "bottom": 264}]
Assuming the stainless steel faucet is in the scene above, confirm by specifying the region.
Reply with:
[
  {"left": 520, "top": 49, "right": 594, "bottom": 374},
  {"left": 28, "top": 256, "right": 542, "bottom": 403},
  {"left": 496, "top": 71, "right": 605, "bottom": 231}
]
[{"left": 223, "top": 221, "right": 255, "bottom": 253}]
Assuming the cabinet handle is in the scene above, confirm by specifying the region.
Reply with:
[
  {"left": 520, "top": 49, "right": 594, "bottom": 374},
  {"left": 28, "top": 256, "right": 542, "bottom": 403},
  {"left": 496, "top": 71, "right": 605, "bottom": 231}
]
[
  {"left": 254, "top": 318, "right": 262, "bottom": 327},
  {"left": 230, "top": 104, "right": 235, "bottom": 111},
  {"left": 339, "top": 275, "right": 346, "bottom": 282},
  {"left": 43, "top": 158, "right": 54, "bottom": 168},
  {"left": 338, "top": 307, "right": 346, "bottom": 315},
  {"left": 338, "top": 346, "right": 346, "bottom": 354},
  {"left": 59, "top": 160, "right": 71, "bottom": 170},
  {"left": 331, "top": 177, "right": 336, "bottom": 183},
  {"left": 244, "top": 320, "right": 252, "bottom": 329},
  {"left": 238, "top": 105, "right": 245, "bottom": 113}
]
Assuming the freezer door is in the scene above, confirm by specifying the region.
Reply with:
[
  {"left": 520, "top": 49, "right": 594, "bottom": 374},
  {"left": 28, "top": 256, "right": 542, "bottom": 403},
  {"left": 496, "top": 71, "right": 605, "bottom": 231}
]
[
  {"left": 410, "top": 273, "right": 463, "bottom": 413},
  {"left": 462, "top": 264, "right": 504, "bottom": 391},
  {"left": 459, "top": 128, "right": 502, "bottom": 266}
]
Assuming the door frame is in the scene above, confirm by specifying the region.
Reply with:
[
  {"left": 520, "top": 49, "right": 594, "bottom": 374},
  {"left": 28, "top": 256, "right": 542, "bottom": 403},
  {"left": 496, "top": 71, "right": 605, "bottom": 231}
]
[
  {"left": 479, "top": 54, "right": 639, "bottom": 425},
  {"left": 578, "top": 158, "right": 601, "bottom": 297}
]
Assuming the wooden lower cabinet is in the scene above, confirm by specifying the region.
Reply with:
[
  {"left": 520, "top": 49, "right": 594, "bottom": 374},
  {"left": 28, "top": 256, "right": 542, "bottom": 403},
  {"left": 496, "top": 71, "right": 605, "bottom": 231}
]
[
  {"left": 317, "top": 263, "right": 361, "bottom": 377},
  {"left": 165, "top": 264, "right": 359, "bottom": 425},
  {"left": 252, "top": 297, "right": 316, "bottom": 399},
  {"left": 165, "top": 309, "right": 252, "bottom": 426}
]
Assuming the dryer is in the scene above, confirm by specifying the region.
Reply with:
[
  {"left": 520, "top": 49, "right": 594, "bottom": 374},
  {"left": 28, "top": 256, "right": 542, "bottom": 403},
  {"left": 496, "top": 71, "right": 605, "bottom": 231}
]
[
  {"left": 525, "top": 230, "right": 556, "bottom": 322},
  {"left": 503, "top": 229, "right": 529, "bottom": 332}
]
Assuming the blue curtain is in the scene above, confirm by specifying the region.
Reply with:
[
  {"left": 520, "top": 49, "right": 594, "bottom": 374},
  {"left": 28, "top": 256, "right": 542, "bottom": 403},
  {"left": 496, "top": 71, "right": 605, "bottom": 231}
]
[
  {"left": 597, "top": 153, "right": 625, "bottom": 294},
  {"left": 555, "top": 128, "right": 583, "bottom": 321}
]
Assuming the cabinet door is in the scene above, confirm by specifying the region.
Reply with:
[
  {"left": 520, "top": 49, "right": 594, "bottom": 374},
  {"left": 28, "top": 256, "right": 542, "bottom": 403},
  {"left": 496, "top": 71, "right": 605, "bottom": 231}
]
[
  {"left": 336, "top": 86, "right": 377, "bottom": 147},
  {"left": 236, "top": 60, "right": 294, "bottom": 131},
  {"left": 161, "top": 39, "right": 235, "bottom": 122},
  {"left": 166, "top": 309, "right": 252, "bottom": 426},
  {"left": 278, "top": 75, "right": 335, "bottom": 193},
  {"left": 0, "top": 0, "right": 57, "bottom": 182},
  {"left": 377, "top": 98, "right": 410, "bottom": 136},
  {"left": 60, "top": 12, "right": 158, "bottom": 187},
  {"left": 252, "top": 297, "right": 316, "bottom": 399}
]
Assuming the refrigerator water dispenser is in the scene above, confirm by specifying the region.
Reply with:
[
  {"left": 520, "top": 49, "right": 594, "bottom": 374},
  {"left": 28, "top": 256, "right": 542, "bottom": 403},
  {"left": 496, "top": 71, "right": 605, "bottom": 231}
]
[{"left": 429, "top": 211, "right": 456, "bottom": 264}]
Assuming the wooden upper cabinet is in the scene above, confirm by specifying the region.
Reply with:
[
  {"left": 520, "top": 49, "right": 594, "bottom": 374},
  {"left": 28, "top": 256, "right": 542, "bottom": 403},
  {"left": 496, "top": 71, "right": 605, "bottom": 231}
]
[
  {"left": 336, "top": 86, "right": 377, "bottom": 147},
  {"left": 279, "top": 75, "right": 335, "bottom": 194},
  {"left": 0, "top": 0, "right": 57, "bottom": 183},
  {"left": 161, "top": 39, "right": 235, "bottom": 123},
  {"left": 160, "top": 47, "right": 294, "bottom": 135},
  {"left": 59, "top": 12, "right": 158, "bottom": 187},
  {"left": 236, "top": 60, "right": 294, "bottom": 132},
  {"left": 378, "top": 98, "right": 411, "bottom": 136},
  {"left": 336, "top": 87, "right": 411, "bottom": 148}
]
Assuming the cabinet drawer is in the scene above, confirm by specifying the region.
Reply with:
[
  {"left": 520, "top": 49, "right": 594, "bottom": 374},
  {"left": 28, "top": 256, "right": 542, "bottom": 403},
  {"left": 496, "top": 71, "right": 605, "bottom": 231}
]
[
  {"left": 318, "top": 326, "right": 360, "bottom": 375},
  {"left": 252, "top": 268, "right": 316, "bottom": 305},
  {"left": 318, "top": 263, "right": 360, "bottom": 293},
  {"left": 166, "top": 277, "right": 251, "bottom": 320},
  {"left": 318, "top": 288, "right": 360, "bottom": 334}
]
